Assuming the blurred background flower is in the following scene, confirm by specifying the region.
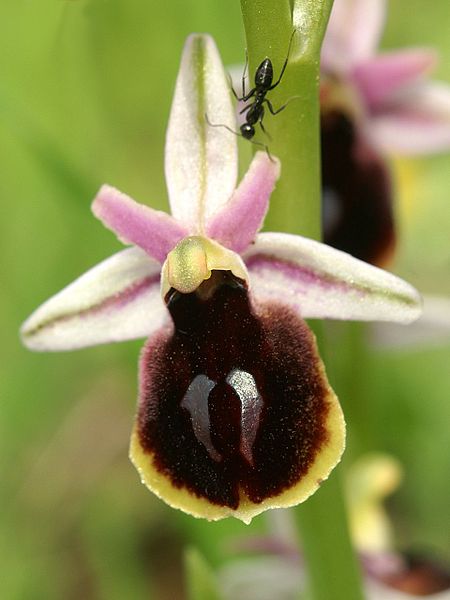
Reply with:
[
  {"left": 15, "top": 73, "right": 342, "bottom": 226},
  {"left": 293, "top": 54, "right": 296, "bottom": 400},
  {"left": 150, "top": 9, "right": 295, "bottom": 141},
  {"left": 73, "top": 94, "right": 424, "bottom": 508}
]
[
  {"left": 2, "top": 1, "right": 449, "bottom": 598},
  {"left": 320, "top": 0, "right": 450, "bottom": 266},
  {"left": 218, "top": 454, "right": 450, "bottom": 599}
]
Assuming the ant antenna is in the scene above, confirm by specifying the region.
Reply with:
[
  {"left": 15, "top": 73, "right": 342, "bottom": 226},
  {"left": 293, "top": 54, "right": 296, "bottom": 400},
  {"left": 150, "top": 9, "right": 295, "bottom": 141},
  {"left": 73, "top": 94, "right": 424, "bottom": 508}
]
[{"left": 268, "top": 28, "right": 298, "bottom": 91}]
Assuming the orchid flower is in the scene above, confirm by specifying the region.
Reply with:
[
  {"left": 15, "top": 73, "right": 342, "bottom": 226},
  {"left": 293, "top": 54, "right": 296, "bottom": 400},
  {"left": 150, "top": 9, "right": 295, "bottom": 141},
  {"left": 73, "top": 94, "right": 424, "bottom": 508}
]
[
  {"left": 21, "top": 34, "right": 421, "bottom": 524},
  {"left": 321, "top": 0, "right": 450, "bottom": 156},
  {"left": 320, "top": 0, "right": 450, "bottom": 266}
]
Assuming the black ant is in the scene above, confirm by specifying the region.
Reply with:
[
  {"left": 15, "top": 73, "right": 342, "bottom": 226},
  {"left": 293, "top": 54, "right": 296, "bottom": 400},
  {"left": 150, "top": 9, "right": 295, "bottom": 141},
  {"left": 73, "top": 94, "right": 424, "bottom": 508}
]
[{"left": 206, "top": 30, "right": 298, "bottom": 158}]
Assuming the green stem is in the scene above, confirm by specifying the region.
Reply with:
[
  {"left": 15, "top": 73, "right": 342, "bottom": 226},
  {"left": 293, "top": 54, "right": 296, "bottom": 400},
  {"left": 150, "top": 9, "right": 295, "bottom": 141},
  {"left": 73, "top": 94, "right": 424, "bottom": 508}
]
[
  {"left": 296, "top": 324, "right": 364, "bottom": 600},
  {"left": 296, "top": 470, "right": 364, "bottom": 600},
  {"left": 240, "top": 2, "right": 364, "bottom": 599},
  {"left": 240, "top": 0, "right": 333, "bottom": 238}
]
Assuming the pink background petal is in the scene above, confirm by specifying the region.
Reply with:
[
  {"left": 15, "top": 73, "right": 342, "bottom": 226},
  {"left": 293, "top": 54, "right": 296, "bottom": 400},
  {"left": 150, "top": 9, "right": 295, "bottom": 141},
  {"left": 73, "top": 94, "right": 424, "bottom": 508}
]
[
  {"left": 322, "top": 0, "right": 386, "bottom": 73},
  {"left": 353, "top": 49, "right": 437, "bottom": 108},
  {"left": 368, "top": 113, "right": 450, "bottom": 155},
  {"left": 367, "top": 81, "right": 450, "bottom": 154},
  {"left": 92, "top": 185, "right": 188, "bottom": 263},
  {"left": 206, "top": 152, "right": 280, "bottom": 253}
]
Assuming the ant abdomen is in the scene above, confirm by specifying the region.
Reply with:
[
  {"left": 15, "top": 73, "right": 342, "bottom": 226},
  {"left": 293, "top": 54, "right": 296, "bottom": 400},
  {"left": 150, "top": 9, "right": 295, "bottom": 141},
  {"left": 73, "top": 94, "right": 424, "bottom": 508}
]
[{"left": 240, "top": 124, "right": 255, "bottom": 139}]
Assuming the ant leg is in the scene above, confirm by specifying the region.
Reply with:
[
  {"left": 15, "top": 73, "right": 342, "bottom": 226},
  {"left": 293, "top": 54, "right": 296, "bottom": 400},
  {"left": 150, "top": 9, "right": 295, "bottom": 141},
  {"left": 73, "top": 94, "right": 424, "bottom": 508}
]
[
  {"left": 259, "top": 121, "right": 272, "bottom": 141},
  {"left": 258, "top": 107, "right": 272, "bottom": 141},
  {"left": 268, "top": 28, "right": 297, "bottom": 91},
  {"left": 230, "top": 49, "right": 256, "bottom": 102},
  {"left": 264, "top": 96, "right": 300, "bottom": 115},
  {"left": 205, "top": 114, "right": 274, "bottom": 163},
  {"left": 228, "top": 73, "right": 239, "bottom": 100},
  {"left": 249, "top": 138, "right": 274, "bottom": 162},
  {"left": 228, "top": 56, "right": 249, "bottom": 101},
  {"left": 237, "top": 86, "right": 256, "bottom": 103},
  {"left": 242, "top": 49, "right": 248, "bottom": 97},
  {"left": 239, "top": 103, "right": 252, "bottom": 115},
  {"left": 204, "top": 113, "right": 241, "bottom": 137}
]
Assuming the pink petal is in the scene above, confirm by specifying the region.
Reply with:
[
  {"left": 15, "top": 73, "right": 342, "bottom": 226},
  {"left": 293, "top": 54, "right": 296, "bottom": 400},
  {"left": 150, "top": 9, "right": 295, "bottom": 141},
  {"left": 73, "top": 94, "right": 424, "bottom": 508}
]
[
  {"left": 244, "top": 233, "right": 421, "bottom": 323},
  {"left": 21, "top": 248, "right": 167, "bottom": 351},
  {"left": 367, "top": 81, "right": 450, "bottom": 154},
  {"left": 92, "top": 185, "right": 188, "bottom": 262},
  {"left": 165, "top": 34, "right": 238, "bottom": 232},
  {"left": 322, "top": 0, "right": 386, "bottom": 73},
  {"left": 352, "top": 49, "right": 437, "bottom": 108},
  {"left": 205, "top": 152, "right": 280, "bottom": 253}
]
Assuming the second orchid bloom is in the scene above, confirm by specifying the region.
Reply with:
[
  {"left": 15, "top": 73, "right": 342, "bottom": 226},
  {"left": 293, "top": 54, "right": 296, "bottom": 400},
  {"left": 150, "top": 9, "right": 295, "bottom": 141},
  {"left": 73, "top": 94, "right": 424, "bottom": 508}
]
[{"left": 21, "top": 34, "right": 421, "bottom": 523}]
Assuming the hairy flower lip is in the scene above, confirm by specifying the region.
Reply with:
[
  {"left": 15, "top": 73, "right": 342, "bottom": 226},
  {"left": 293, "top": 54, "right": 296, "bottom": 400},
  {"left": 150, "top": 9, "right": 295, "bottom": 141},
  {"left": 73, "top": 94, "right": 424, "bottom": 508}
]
[
  {"left": 131, "top": 272, "right": 346, "bottom": 524},
  {"left": 21, "top": 32, "right": 422, "bottom": 522}
]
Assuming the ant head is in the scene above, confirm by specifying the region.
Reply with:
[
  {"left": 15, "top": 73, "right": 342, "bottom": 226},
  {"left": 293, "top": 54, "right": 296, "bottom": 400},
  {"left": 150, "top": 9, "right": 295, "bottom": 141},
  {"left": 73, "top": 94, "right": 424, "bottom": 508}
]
[
  {"left": 255, "top": 58, "right": 273, "bottom": 87},
  {"left": 240, "top": 123, "right": 255, "bottom": 139}
]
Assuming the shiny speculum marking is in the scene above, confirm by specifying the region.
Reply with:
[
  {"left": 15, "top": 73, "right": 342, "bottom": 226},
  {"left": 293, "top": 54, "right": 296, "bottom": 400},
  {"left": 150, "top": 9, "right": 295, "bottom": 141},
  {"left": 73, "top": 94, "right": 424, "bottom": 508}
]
[{"left": 137, "top": 271, "right": 330, "bottom": 509}]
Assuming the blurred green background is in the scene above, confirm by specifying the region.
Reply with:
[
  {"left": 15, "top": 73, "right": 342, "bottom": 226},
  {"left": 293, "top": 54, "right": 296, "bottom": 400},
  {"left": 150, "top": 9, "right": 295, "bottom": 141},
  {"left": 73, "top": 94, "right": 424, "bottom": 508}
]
[{"left": 1, "top": 1, "right": 449, "bottom": 598}]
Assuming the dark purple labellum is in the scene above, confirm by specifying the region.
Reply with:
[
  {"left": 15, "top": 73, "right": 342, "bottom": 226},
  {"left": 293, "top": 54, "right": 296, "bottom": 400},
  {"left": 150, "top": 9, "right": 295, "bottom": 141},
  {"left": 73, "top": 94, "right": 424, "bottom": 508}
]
[
  {"left": 321, "top": 110, "right": 396, "bottom": 266},
  {"left": 136, "top": 270, "right": 331, "bottom": 510}
]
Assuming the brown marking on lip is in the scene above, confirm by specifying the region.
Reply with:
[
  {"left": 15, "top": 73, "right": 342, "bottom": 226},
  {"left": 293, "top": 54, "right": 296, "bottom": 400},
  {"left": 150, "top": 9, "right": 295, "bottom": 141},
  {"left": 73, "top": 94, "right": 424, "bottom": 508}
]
[{"left": 135, "top": 271, "right": 333, "bottom": 510}]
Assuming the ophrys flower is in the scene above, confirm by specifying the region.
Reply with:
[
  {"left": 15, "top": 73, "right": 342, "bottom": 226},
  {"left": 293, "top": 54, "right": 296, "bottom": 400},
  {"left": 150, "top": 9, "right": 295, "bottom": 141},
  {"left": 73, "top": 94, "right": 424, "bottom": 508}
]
[{"left": 21, "top": 34, "right": 421, "bottom": 523}]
